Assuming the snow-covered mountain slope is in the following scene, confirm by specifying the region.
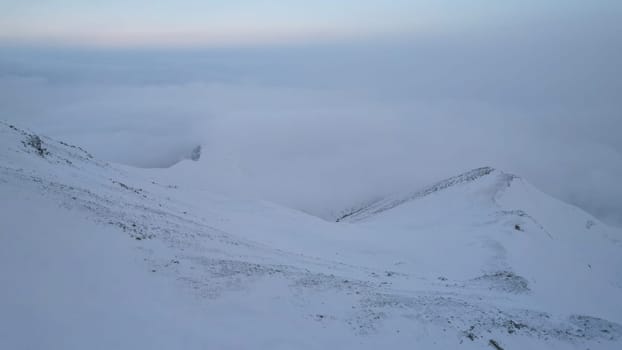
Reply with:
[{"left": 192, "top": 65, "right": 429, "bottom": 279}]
[
  {"left": 331, "top": 166, "right": 622, "bottom": 321},
  {"left": 336, "top": 166, "right": 498, "bottom": 222},
  {"left": 1, "top": 121, "right": 621, "bottom": 350}
]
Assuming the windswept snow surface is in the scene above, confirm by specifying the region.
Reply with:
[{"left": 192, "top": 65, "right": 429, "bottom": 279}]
[{"left": 1, "top": 121, "right": 621, "bottom": 349}]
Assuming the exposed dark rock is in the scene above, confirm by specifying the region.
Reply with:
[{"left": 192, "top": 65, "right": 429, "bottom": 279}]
[
  {"left": 489, "top": 339, "right": 504, "bottom": 350},
  {"left": 190, "top": 145, "right": 202, "bottom": 161},
  {"left": 23, "top": 135, "right": 49, "bottom": 157}
]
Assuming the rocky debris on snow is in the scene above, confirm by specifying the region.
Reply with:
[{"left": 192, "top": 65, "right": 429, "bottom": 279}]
[
  {"left": 23, "top": 135, "right": 49, "bottom": 157},
  {"left": 471, "top": 271, "right": 530, "bottom": 294}
]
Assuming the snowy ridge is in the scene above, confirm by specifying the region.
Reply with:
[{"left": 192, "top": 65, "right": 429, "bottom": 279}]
[
  {"left": 2, "top": 122, "right": 622, "bottom": 350},
  {"left": 1, "top": 121, "right": 99, "bottom": 166},
  {"left": 337, "top": 166, "right": 499, "bottom": 222}
]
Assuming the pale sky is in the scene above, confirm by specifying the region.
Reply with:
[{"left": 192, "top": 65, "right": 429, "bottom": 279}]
[{"left": 1, "top": 0, "right": 618, "bottom": 47}]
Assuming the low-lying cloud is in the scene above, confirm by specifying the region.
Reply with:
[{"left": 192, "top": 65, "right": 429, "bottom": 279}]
[{"left": 1, "top": 21, "right": 621, "bottom": 225}]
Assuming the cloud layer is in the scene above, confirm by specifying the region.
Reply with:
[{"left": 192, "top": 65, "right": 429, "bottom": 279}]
[{"left": 1, "top": 19, "right": 621, "bottom": 225}]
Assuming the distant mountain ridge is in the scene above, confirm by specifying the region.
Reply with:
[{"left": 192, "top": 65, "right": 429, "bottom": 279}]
[{"left": 337, "top": 166, "right": 507, "bottom": 222}]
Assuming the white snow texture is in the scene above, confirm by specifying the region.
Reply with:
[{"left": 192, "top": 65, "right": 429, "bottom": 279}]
[{"left": 1, "top": 121, "right": 621, "bottom": 350}]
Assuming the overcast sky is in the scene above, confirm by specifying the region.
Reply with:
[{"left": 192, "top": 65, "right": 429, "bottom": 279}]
[
  {"left": 1, "top": 1, "right": 621, "bottom": 226},
  {"left": 0, "top": 1, "right": 619, "bottom": 46}
]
